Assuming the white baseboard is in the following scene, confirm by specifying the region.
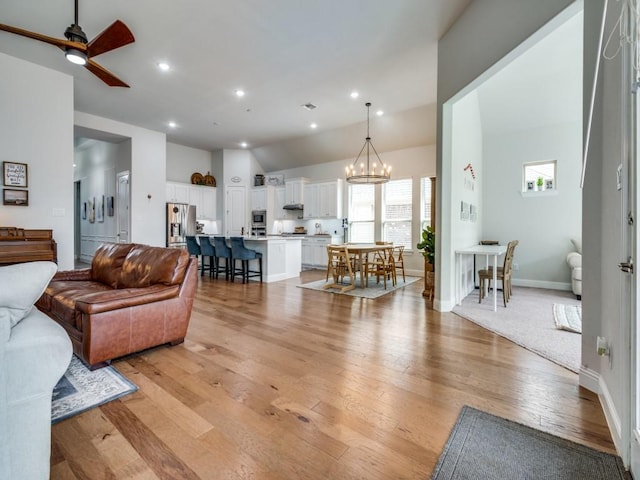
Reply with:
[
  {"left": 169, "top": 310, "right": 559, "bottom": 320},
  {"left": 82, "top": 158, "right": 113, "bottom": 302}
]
[
  {"left": 511, "top": 278, "right": 571, "bottom": 291},
  {"left": 582, "top": 367, "right": 624, "bottom": 460},
  {"left": 579, "top": 366, "right": 599, "bottom": 393}
]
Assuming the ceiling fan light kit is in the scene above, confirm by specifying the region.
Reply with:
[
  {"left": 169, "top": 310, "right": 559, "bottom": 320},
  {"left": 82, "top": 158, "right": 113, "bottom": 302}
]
[
  {"left": 0, "top": 0, "right": 135, "bottom": 87},
  {"left": 346, "top": 102, "right": 391, "bottom": 184}
]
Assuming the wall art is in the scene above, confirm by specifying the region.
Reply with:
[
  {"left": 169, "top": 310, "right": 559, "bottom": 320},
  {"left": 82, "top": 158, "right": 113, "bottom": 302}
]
[
  {"left": 3, "top": 188, "right": 28, "bottom": 206},
  {"left": 3, "top": 161, "right": 28, "bottom": 187}
]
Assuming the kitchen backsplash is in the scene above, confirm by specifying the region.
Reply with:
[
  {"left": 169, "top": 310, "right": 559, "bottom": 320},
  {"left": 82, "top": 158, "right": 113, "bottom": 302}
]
[{"left": 274, "top": 218, "right": 343, "bottom": 235}]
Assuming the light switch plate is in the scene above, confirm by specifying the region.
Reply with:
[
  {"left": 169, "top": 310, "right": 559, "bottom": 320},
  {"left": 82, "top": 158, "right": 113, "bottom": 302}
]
[{"left": 52, "top": 208, "right": 65, "bottom": 217}]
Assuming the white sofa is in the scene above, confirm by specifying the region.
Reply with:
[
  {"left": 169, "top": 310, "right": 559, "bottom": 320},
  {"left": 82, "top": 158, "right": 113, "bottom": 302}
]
[
  {"left": 566, "top": 239, "right": 582, "bottom": 300},
  {"left": 0, "top": 261, "right": 72, "bottom": 480}
]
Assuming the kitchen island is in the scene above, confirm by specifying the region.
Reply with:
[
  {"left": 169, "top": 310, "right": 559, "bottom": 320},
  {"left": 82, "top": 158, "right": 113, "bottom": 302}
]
[{"left": 241, "top": 236, "right": 302, "bottom": 283}]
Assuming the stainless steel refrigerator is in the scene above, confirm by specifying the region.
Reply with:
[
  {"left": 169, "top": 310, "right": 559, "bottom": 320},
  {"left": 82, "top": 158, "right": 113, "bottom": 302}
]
[{"left": 166, "top": 203, "right": 196, "bottom": 248}]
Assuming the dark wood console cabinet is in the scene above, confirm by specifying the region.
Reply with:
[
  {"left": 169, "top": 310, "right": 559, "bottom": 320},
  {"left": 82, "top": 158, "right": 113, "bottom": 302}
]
[{"left": 0, "top": 228, "right": 57, "bottom": 265}]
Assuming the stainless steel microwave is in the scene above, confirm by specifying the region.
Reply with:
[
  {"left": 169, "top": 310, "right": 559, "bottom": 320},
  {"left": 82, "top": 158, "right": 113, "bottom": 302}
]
[{"left": 252, "top": 210, "right": 266, "bottom": 226}]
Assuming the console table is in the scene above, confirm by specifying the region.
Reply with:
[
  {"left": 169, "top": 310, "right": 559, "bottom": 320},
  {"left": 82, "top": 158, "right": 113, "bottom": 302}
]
[{"left": 0, "top": 228, "right": 57, "bottom": 265}]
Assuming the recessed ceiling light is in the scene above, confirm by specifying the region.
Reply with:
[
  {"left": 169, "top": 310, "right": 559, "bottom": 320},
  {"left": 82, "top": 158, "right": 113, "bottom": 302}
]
[
  {"left": 240, "top": 142, "right": 248, "bottom": 148},
  {"left": 158, "top": 62, "right": 170, "bottom": 72},
  {"left": 350, "top": 91, "right": 359, "bottom": 99},
  {"left": 376, "top": 110, "right": 384, "bottom": 116},
  {"left": 168, "top": 121, "right": 177, "bottom": 128},
  {"left": 73, "top": 164, "right": 77, "bottom": 168},
  {"left": 235, "top": 89, "right": 245, "bottom": 98},
  {"left": 310, "top": 123, "right": 318, "bottom": 129}
]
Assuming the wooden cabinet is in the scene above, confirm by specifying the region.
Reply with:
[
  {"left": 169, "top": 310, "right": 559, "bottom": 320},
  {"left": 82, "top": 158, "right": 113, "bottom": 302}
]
[{"left": 166, "top": 182, "right": 190, "bottom": 203}]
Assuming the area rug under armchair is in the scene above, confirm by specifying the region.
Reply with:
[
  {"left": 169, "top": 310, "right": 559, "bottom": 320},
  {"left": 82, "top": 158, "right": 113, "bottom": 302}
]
[{"left": 52, "top": 355, "right": 137, "bottom": 424}]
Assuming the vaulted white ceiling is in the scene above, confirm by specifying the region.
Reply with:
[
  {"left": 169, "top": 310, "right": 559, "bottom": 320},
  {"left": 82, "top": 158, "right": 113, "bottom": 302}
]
[{"left": 0, "top": 0, "right": 471, "bottom": 169}]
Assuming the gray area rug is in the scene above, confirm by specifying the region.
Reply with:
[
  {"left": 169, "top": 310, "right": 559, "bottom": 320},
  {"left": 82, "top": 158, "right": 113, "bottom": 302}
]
[
  {"left": 52, "top": 355, "right": 137, "bottom": 424},
  {"left": 298, "top": 276, "right": 419, "bottom": 298},
  {"left": 452, "top": 287, "right": 581, "bottom": 372},
  {"left": 432, "top": 406, "right": 626, "bottom": 480}
]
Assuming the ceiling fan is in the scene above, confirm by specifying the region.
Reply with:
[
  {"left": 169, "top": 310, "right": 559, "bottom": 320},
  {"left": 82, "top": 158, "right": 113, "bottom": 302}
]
[{"left": 0, "top": 0, "right": 135, "bottom": 87}]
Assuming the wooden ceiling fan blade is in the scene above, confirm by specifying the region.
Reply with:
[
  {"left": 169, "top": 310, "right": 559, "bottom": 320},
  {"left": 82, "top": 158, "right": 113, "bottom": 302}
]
[
  {"left": 87, "top": 20, "right": 134, "bottom": 58},
  {"left": 85, "top": 59, "right": 129, "bottom": 87},
  {"left": 0, "top": 23, "right": 86, "bottom": 51}
]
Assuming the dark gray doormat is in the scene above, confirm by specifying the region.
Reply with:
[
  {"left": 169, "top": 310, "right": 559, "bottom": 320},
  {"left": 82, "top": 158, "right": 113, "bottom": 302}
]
[{"left": 431, "top": 406, "right": 627, "bottom": 480}]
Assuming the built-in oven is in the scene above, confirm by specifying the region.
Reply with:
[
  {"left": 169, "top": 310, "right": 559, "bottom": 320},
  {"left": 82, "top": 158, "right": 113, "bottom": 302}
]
[{"left": 251, "top": 210, "right": 266, "bottom": 227}]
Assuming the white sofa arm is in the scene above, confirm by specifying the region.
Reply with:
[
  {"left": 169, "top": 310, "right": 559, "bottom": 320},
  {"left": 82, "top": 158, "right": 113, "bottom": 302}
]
[
  {"left": 567, "top": 251, "right": 582, "bottom": 268},
  {"left": 2, "top": 310, "right": 72, "bottom": 480}
]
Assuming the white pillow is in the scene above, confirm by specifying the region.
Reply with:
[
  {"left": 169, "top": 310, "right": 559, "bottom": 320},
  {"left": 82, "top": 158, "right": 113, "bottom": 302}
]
[
  {"left": 0, "top": 261, "right": 57, "bottom": 328},
  {"left": 571, "top": 238, "right": 582, "bottom": 254}
]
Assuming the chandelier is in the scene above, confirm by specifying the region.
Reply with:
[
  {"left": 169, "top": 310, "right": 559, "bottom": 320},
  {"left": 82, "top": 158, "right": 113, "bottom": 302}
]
[{"left": 345, "top": 102, "right": 391, "bottom": 184}]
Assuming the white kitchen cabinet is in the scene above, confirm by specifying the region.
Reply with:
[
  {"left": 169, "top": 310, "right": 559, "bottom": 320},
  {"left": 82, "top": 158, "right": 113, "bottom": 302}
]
[
  {"left": 200, "top": 187, "right": 217, "bottom": 220},
  {"left": 302, "top": 236, "right": 342, "bottom": 267},
  {"left": 273, "top": 186, "right": 287, "bottom": 220},
  {"left": 284, "top": 178, "right": 307, "bottom": 205},
  {"left": 303, "top": 184, "right": 319, "bottom": 219},
  {"left": 317, "top": 180, "right": 343, "bottom": 218},
  {"left": 166, "top": 182, "right": 190, "bottom": 203},
  {"left": 251, "top": 187, "right": 267, "bottom": 211},
  {"left": 301, "top": 239, "right": 313, "bottom": 265},
  {"left": 188, "top": 185, "right": 217, "bottom": 220}
]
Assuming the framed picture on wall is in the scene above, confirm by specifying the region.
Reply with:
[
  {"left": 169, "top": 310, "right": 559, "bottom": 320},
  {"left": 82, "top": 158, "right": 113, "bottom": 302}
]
[
  {"left": 3, "top": 188, "right": 29, "bottom": 206},
  {"left": 3, "top": 162, "right": 28, "bottom": 187},
  {"left": 107, "top": 196, "right": 114, "bottom": 216},
  {"left": 97, "top": 195, "right": 104, "bottom": 223},
  {"left": 82, "top": 202, "right": 87, "bottom": 220}
]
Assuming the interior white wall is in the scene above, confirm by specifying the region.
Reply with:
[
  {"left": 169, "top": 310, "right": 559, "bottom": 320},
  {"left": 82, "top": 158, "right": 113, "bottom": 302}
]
[
  {"left": 0, "top": 52, "right": 75, "bottom": 270},
  {"left": 166, "top": 142, "right": 213, "bottom": 183},
  {"left": 482, "top": 121, "right": 582, "bottom": 288},
  {"left": 436, "top": 0, "right": 575, "bottom": 312},
  {"left": 74, "top": 112, "right": 166, "bottom": 247},
  {"left": 449, "top": 91, "right": 483, "bottom": 301},
  {"left": 581, "top": 0, "right": 630, "bottom": 459}
]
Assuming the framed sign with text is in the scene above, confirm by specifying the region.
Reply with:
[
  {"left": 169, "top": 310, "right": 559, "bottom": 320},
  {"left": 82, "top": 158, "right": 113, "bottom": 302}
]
[{"left": 3, "top": 162, "right": 28, "bottom": 187}]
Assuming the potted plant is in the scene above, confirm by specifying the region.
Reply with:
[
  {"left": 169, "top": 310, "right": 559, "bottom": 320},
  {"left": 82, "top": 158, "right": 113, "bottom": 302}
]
[
  {"left": 536, "top": 176, "right": 544, "bottom": 191},
  {"left": 417, "top": 226, "right": 436, "bottom": 299}
]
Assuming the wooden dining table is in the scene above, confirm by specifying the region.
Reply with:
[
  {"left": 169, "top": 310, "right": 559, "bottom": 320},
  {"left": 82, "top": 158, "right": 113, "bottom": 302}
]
[{"left": 323, "top": 243, "right": 391, "bottom": 292}]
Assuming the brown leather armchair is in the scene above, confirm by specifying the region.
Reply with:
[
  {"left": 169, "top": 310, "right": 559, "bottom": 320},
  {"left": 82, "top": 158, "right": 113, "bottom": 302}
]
[{"left": 36, "top": 243, "right": 197, "bottom": 369}]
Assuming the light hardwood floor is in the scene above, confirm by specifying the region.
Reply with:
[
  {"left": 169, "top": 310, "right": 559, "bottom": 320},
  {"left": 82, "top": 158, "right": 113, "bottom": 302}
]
[{"left": 50, "top": 270, "right": 616, "bottom": 479}]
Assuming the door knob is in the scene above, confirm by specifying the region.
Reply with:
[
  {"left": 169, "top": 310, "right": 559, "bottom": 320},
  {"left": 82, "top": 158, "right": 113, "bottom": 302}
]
[{"left": 619, "top": 258, "right": 634, "bottom": 273}]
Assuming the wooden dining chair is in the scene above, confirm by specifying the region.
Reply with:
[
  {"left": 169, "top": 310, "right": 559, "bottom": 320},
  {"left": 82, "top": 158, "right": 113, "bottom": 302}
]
[
  {"left": 367, "top": 246, "right": 397, "bottom": 289},
  {"left": 391, "top": 245, "right": 405, "bottom": 282},
  {"left": 324, "top": 245, "right": 356, "bottom": 292},
  {"left": 478, "top": 240, "right": 518, "bottom": 306}
]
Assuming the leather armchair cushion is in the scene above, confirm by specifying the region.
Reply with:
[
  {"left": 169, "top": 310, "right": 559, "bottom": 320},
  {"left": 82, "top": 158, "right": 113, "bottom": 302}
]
[
  {"left": 91, "top": 243, "right": 136, "bottom": 288},
  {"left": 118, "top": 246, "right": 189, "bottom": 288}
]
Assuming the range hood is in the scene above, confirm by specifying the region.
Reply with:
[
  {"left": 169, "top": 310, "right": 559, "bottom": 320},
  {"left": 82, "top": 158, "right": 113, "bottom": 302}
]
[{"left": 283, "top": 203, "right": 304, "bottom": 210}]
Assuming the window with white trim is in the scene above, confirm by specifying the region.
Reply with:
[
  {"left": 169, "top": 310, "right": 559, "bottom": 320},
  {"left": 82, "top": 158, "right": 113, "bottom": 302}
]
[
  {"left": 348, "top": 184, "right": 375, "bottom": 243},
  {"left": 382, "top": 178, "right": 412, "bottom": 248},
  {"left": 420, "top": 176, "right": 435, "bottom": 231},
  {"left": 523, "top": 160, "right": 556, "bottom": 192}
]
